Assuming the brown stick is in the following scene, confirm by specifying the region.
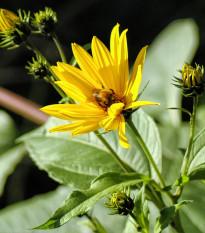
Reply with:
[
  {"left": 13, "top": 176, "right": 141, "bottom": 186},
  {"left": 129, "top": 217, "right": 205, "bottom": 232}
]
[{"left": 0, "top": 87, "right": 49, "bottom": 125}]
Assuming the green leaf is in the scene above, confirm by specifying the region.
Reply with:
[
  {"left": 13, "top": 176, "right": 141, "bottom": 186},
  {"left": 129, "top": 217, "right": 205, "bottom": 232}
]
[
  {"left": 0, "top": 110, "right": 17, "bottom": 154},
  {"left": 154, "top": 200, "right": 191, "bottom": 233},
  {"left": 133, "top": 186, "right": 150, "bottom": 233},
  {"left": 188, "top": 127, "right": 205, "bottom": 179},
  {"left": 180, "top": 181, "right": 205, "bottom": 233},
  {"left": 23, "top": 109, "right": 161, "bottom": 187},
  {"left": 0, "top": 144, "right": 26, "bottom": 196},
  {"left": 0, "top": 186, "right": 92, "bottom": 233},
  {"left": 141, "top": 19, "right": 199, "bottom": 125},
  {"left": 25, "top": 136, "right": 122, "bottom": 188},
  {"left": 188, "top": 163, "right": 205, "bottom": 180},
  {"left": 34, "top": 172, "right": 151, "bottom": 229}
]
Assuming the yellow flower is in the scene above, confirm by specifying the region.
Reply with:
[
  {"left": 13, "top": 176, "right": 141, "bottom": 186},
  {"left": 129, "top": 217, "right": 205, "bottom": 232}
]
[
  {"left": 0, "top": 8, "right": 19, "bottom": 32},
  {"left": 41, "top": 24, "right": 159, "bottom": 148}
]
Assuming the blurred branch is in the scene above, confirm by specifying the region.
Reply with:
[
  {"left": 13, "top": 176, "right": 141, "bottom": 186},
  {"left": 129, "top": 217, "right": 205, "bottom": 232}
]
[{"left": 0, "top": 87, "right": 48, "bottom": 125}]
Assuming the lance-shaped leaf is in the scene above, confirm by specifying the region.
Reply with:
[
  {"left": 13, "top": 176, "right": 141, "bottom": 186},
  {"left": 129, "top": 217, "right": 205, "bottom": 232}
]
[
  {"left": 154, "top": 200, "right": 192, "bottom": 233},
  {"left": 34, "top": 172, "right": 152, "bottom": 229}
]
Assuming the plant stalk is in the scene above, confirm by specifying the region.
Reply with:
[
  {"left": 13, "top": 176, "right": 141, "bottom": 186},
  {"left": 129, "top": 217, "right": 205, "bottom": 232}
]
[
  {"left": 52, "top": 33, "right": 68, "bottom": 63},
  {"left": 126, "top": 118, "right": 166, "bottom": 188},
  {"left": 94, "top": 131, "right": 132, "bottom": 173},
  {"left": 174, "top": 96, "right": 198, "bottom": 198}
]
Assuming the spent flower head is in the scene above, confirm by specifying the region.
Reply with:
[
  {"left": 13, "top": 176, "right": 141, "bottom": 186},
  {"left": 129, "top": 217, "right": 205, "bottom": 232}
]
[
  {"left": 174, "top": 62, "right": 204, "bottom": 97},
  {"left": 105, "top": 187, "right": 134, "bottom": 215},
  {"left": 0, "top": 8, "right": 30, "bottom": 49},
  {"left": 32, "top": 7, "right": 57, "bottom": 37},
  {"left": 25, "top": 55, "right": 50, "bottom": 80},
  {"left": 40, "top": 24, "right": 159, "bottom": 148}
]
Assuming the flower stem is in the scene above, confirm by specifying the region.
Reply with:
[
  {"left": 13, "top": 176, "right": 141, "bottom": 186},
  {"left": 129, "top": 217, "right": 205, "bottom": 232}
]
[
  {"left": 94, "top": 131, "right": 133, "bottom": 173},
  {"left": 52, "top": 33, "right": 68, "bottom": 63},
  {"left": 129, "top": 212, "right": 144, "bottom": 232},
  {"left": 95, "top": 131, "right": 168, "bottom": 209},
  {"left": 126, "top": 118, "right": 166, "bottom": 188},
  {"left": 174, "top": 96, "right": 198, "bottom": 198}
]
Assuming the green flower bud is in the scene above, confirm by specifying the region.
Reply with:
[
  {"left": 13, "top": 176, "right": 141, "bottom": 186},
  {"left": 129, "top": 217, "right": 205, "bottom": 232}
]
[
  {"left": 174, "top": 62, "right": 204, "bottom": 97},
  {"left": 0, "top": 9, "right": 30, "bottom": 49},
  {"left": 105, "top": 188, "right": 134, "bottom": 215},
  {"left": 32, "top": 7, "right": 57, "bottom": 37},
  {"left": 25, "top": 55, "right": 50, "bottom": 79}
]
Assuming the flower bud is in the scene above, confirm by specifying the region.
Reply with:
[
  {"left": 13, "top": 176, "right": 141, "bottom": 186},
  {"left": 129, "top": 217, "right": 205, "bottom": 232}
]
[
  {"left": 32, "top": 7, "right": 57, "bottom": 38},
  {"left": 0, "top": 9, "right": 30, "bottom": 49},
  {"left": 0, "top": 8, "right": 20, "bottom": 32},
  {"left": 105, "top": 188, "right": 134, "bottom": 215},
  {"left": 174, "top": 62, "right": 204, "bottom": 97},
  {"left": 25, "top": 55, "right": 50, "bottom": 79}
]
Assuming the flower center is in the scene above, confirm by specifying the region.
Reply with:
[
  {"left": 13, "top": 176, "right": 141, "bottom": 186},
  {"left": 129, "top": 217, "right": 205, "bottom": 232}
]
[{"left": 93, "top": 88, "right": 126, "bottom": 111}]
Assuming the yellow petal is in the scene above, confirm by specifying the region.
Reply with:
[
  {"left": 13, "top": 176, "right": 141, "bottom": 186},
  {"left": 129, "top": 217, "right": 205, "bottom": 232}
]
[
  {"left": 72, "top": 43, "right": 106, "bottom": 88},
  {"left": 100, "top": 115, "right": 121, "bottom": 131},
  {"left": 40, "top": 104, "right": 73, "bottom": 120},
  {"left": 59, "top": 104, "right": 105, "bottom": 121},
  {"left": 125, "top": 100, "right": 160, "bottom": 110},
  {"left": 126, "top": 46, "right": 148, "bottom": 102},
  {"left": 0, "top": 9, "right": 19, "bottom": 32},
  {"left": 40, "top": 104, "right": 105, "bottom": 121},
  {"left": 49, "top": 121, "right": 85, "bottom": 132},
  {"left": 52, "top": 62, "right": 101, "bottom": 88},
  {"left": 91, "top": 36, "right": 118, "bottom": 91},
  {"left": 110, "top": 23, "right": 120, "bottom": 66},
  {"left": 118, "top": 115, "right": 130, "bottom": 148},
  {"left": 71, "top": 121, "right": 100, "bottom": 137},
  {"left": 126, "top": 65, "right": 142, "bottom": 104},
  {"left": 118, "top": 29, "right": 129, "bottom": 96},
  {"left": 55, "top": 81, "right": 93, "bottom": 104},
  {"left": 107, "top": 103, "right": 125, "bottom": 118}
]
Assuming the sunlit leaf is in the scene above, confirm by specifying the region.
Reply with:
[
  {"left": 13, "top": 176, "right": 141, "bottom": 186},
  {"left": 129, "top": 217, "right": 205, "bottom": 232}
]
[
  {"left": 141, "top": 19, "right": 199, "bottom": 125},
  {"left": 0, "top": 144, "right": 26, "bottom": 196},
  {"left": 34, "top": 172, "right": 151, "bottom": 229}
]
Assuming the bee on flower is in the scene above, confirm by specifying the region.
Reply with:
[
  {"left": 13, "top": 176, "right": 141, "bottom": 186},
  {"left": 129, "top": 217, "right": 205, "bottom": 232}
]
[{"left": 41, "top": 24, "right": 159, "bottom": 148}]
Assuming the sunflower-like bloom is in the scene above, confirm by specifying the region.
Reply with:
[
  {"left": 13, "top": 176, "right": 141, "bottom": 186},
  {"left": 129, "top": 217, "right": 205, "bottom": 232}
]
[
  {"left": 0, "top": 8, "right": 19, "bottom": 32},
  {"left": 41, "top": 24, "right": 159, "bottom": 148}
]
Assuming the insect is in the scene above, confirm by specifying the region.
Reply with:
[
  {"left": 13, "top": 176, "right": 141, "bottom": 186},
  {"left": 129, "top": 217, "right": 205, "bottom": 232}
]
[{"left": 92, "top": 88, "right": 125, "bottom": 110}]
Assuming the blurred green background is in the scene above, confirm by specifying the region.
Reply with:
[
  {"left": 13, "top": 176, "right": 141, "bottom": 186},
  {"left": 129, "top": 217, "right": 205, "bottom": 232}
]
[{"left": 0, "top": 0, "right": 205, "bottom": 228}]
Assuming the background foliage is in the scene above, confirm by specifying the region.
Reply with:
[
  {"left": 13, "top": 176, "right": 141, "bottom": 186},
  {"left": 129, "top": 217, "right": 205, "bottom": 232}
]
[{"left": 0, "top": 0, "right": 205, "bottom": 232}]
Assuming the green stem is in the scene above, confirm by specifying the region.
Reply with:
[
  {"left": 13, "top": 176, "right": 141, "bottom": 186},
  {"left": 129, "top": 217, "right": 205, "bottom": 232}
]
[
  {"left": 174, "top": 96, "right": 198, "bottom": 198},
  {"left": 126, "top": 118, "right": 166, "bottom": 188},
  {"left": 129, "top": 212, "right": 141, "bottom": 230},
  {"left": 94, "top": 131, "right": 132, "bottom": 173},
  {"left": 94, "top": 131, "right": 166, "bottom": 210},
  {"left": 52, "top": 33, "right": 68, "bottom": 63}
]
